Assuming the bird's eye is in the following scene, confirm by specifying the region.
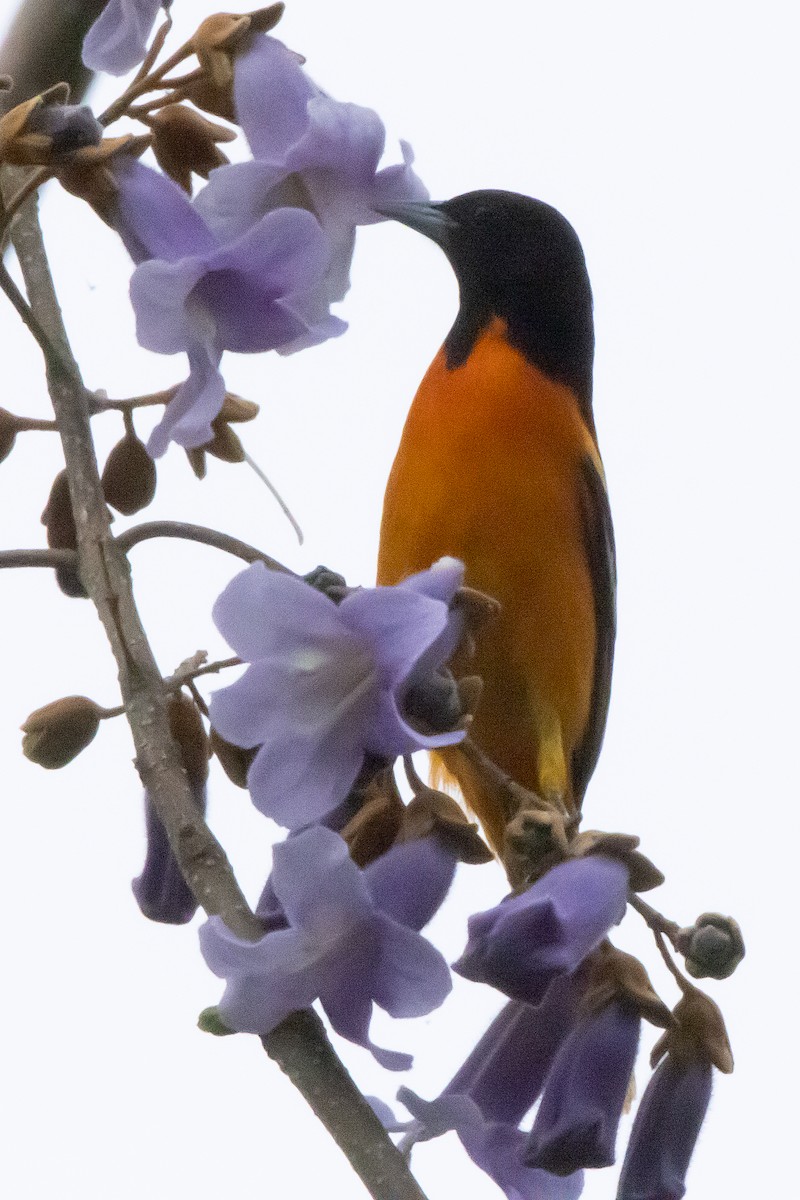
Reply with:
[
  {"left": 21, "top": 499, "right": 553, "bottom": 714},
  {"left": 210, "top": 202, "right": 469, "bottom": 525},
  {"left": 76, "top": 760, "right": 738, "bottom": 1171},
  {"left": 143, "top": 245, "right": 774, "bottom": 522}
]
[{"left": 473, "top": 205, "right": 493, "bottom": 224}]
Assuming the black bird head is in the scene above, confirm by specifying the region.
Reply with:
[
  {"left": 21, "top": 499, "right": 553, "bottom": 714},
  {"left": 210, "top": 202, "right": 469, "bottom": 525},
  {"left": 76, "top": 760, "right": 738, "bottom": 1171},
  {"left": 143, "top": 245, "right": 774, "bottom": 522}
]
[{"left": 381, "top": 189, "right": 594, "bottom": 404}]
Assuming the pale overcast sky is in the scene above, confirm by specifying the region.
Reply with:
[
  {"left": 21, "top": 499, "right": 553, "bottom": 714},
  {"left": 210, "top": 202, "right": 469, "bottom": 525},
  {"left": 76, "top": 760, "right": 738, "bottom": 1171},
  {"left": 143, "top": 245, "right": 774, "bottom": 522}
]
[{"left": 0, "top": 2, "right": 797, "bottom": 1199}]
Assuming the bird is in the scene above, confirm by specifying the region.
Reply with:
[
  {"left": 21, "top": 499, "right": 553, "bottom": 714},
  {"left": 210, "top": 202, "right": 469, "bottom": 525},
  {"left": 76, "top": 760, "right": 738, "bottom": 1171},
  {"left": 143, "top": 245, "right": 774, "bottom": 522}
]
[{"left": 376, "top": 190, "right": 615, "bottom": 859}]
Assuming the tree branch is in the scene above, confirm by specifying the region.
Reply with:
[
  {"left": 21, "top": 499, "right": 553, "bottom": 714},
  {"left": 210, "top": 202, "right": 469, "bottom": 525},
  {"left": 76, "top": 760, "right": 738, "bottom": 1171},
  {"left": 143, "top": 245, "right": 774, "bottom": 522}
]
[{"left": 0, "top": 0, "right": 108, "bottom": 107}]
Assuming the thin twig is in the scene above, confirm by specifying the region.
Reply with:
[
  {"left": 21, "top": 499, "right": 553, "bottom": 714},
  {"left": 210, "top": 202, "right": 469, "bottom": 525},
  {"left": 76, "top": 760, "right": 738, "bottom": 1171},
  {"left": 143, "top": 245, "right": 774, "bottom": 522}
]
[
  {"left": 89, "top": 385, "right": 178, "bottom": 413},
  {"left": 629, "top": 892, "right": 681, "bottom": 942},
  {"left": 653, "top": 930, "right": 692, "bottom": 996},
  {"left": 0, "top": 547, "right": 76, "bottom": 569},
  {"left": 116, "top": 520, "right": 295, "bottom": 574},
  {"left": 165, "top": 655, "right": 241, "bottom": 690}
]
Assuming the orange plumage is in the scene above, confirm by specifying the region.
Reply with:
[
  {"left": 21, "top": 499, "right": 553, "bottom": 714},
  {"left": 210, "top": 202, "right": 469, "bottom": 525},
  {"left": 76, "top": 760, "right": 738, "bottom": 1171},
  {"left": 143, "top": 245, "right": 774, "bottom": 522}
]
[{"left": 377, "top": 192, "right": 615, "bottom": 856}]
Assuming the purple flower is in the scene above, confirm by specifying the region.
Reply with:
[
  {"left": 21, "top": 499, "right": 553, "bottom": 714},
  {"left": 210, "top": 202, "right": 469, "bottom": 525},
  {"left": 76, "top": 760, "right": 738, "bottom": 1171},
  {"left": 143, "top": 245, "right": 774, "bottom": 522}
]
[
  {"left": 131, "top": 785, "right": 206, "bottom": 925},
  {"left": 199, "top": 826, "right": 451, "bottom": 1068},
  {"left": 454, "top": 856, "right": 629, "bottom": 1003},
  {"left": 195, "top": 33, "right": 427, "bottom": 317},
  {"left": 83, "top": 0, "right": 167, "bottom": 76},
  {"left": 398, "top": 974, "right": 579, "bottom": 1160},
  {"left": 107, "top": 157, "right": 344, "bottom": 455},
  {"left": 616, "top": 1058, "right": 713, "bottom": 1200},
  {"left": 398, "top": 1090, "right": 584, "bottom": 1200},
  {"left": 526, "top": 1001, "right": 641, "bottom": 1174},
  {"left": 364, "top": 834, "right": 458, "bottom": 931},
  {"left": 209, "top": 558, "right": 465, "bottom": 829}
]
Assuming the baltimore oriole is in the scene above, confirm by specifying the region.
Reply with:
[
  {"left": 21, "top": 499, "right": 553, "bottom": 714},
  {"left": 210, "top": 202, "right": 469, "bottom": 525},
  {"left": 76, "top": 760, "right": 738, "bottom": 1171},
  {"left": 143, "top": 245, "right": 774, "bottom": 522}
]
[{"left": 377, "top": 191, "right": 615, "bottom": 857}]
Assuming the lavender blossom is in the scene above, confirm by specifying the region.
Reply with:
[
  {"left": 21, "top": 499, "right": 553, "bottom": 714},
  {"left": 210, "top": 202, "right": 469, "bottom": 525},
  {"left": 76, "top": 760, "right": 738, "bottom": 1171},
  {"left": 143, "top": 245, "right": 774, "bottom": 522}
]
[
  {"left": 132, "top": 785, "right": 206, "bottom": 925},
  {"left": 364, "top": 833, "right": 458, "bottom": 931},
  {"left": 83, "top": 0, "right": 167, "bottom": 76},
  {"left": 199, "top": 826, "right": 451, "bottom": 1068},
  {"left": 399, "top": 973, "right": 579, "bottom": 1151},
  {"left": 398, "top": 1089, "right": 584, "bottom": 1200},
  {"left": 196, "top": 33, "right": 428, "bottom": 318},
  {"left": 209, "top": 558, "right": 465, "bottom": 829},
  {"left": 526, "top": 1001, "right": 641, "bottom": 1174},
  {"left": 454, "top": 856, "right": 629, "bottom": 1004},
  {"left": 108, "top": 157, "right": 343, "bottom": 455},
  {"left": 616, "top": 1058, "right": 713, "bottom": 1200}
]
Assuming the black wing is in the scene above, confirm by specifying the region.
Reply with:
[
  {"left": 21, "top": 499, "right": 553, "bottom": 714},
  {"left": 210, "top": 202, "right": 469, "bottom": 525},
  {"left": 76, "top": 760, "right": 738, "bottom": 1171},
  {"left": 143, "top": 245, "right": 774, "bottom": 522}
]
[{"left": 571, "top": 453, "right": 617, "bottom": 804}]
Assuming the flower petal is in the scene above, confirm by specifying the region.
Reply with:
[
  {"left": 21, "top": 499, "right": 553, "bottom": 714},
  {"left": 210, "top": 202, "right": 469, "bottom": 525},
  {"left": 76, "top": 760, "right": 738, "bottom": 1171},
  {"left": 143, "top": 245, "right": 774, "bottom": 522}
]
[
  {"left": 454, "top": 856, "right": 629, "bottom": 1003},
  {"left": 82, "top": 0, "right": 164, "bottom": 76},
  {"left": 145, "top": 341, "right": 225, "bottom": 457}
]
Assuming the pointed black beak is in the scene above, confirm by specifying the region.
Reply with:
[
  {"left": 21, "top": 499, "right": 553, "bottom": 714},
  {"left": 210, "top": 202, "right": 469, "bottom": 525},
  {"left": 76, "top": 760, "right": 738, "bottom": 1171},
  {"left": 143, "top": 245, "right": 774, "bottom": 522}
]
[{"left": 376, "top": 201, "right": 457, "bottom": 251}]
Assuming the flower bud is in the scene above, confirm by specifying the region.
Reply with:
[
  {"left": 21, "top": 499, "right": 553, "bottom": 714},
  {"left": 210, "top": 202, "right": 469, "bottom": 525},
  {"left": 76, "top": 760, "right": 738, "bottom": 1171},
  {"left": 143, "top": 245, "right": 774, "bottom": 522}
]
[
  {"left": 185, "top": 413, "right": 245, "bottom": 478},
  {"left": 131, "top": 694, "right": 209, "bottom": 925},
  {"left": 21, "top": 695, "right": 102, "bottom": 769},
  {"left": 41, "top": 469, "right": 87, "bottom": 598},
  {"left": 678, "top": 913, "right": 745, "bottom": 980},
  {"left": 0, "top": 408, "right": 19, "bottom": 463},
  {"left": 150, "top": 104, "right": 236, "bottom": 193},
  {"left": 167, "top": 692, "right": 210, "bottom": 789},
  {"left": 101, "top": 428, "right": 157, "bottom": 515}
]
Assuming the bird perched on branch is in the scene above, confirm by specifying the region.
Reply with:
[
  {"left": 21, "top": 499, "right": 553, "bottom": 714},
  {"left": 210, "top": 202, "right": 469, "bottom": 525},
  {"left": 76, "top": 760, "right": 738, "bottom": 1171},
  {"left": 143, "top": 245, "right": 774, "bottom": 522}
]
[{"left": 377, "top": 190, "right": 615, "bottom": 859}]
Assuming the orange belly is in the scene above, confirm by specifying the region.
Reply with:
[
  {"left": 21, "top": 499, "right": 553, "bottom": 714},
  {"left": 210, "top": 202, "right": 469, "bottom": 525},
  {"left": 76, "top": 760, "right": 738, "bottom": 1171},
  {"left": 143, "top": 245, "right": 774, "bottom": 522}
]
[{"left": 378, "top": 319, "right": 603, "bottom": 845}]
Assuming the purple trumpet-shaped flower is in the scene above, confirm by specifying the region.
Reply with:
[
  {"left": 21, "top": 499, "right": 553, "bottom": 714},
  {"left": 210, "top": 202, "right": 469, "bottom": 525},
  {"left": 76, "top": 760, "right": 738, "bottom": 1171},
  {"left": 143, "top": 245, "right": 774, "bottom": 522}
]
[
  {"left": 526, "top": 1001, "right": 641, "bottom": 1175},
  {"left": 616, "top": 1057, "right": 713, "bottom": 1200},
  {"left": 454, "top": 856, "right": 629, "bottom": 1004},
  {"left": 209, "top": 557, "right": 466, "bottom": 829},
  {"left": 394, "top": 976, "right": 582, "bottom": 1198},
  {"left": 199, "top": 826, "right": 451, "bottom": 1069},
  {"left": 131, "top": 784, "right": 206, "bottom": 924},
  {"left": 196, "top": 33, "right": 427, "bottom": 319},
  {"left": 397, "top": 1088, "right": 584, "bottom": 1200},
  {"left": 402, "top": 973, "right": 580, "bottom": 1145},
  {"left": 83, "top": 0, "right": 167, "bottom": 76},
  {"left": 364, "top": 834, "right": 458, "bottom": 932},
  {"left": 107, "top": 157, "right": 344, "bottom": 455}
]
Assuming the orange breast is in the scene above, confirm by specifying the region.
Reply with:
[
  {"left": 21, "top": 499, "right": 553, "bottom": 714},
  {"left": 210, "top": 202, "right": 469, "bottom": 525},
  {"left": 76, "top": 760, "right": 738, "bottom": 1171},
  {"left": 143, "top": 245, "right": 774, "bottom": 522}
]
[{"left": 378, "top": 318, "right": 602, "bottom": 814}]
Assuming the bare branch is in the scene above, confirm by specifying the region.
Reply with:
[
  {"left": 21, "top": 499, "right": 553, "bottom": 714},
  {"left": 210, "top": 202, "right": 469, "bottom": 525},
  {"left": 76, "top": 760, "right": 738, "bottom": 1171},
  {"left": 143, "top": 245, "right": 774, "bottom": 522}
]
[{"left": 117, "top": 520, "right": 294, "bottom": 574}]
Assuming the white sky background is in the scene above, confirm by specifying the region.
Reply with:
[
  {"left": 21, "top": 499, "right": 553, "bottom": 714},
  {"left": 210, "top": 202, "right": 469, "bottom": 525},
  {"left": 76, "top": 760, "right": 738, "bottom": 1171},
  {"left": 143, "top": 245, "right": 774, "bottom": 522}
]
[{"left": 0, "top": 1, "right": 797, "bottom": 1197}]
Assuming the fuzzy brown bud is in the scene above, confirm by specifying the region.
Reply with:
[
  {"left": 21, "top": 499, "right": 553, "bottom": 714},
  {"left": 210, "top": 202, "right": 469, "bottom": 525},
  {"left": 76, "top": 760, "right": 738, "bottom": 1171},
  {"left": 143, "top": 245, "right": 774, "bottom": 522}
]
[
  {"left": 22, "top": 695, "right": 103, "bottom": 769},
  {"left": 167, "top": 693, "right": 210, "bottom": 788},
  {"left": 0, "top": 407, "right": 18, "bottom": 463},
  {"left": 101, "top": 429, "right": 157, "bottom": 515},
  {"left": 150, "top": 104, "right": 236, "bottom": 192},
  {"left": 41, "top": 469, "right": 87, "bottom": 598}
]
